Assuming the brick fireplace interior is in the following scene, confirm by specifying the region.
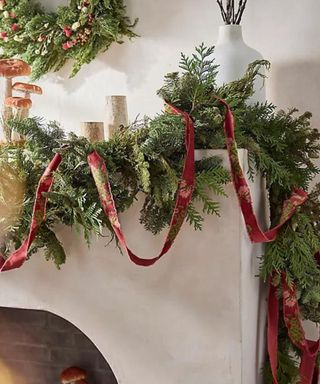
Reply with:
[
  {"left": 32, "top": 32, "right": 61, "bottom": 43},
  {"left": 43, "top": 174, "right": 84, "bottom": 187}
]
[{"left": 0, "top": 307, "right": 118, "bottom": 384}]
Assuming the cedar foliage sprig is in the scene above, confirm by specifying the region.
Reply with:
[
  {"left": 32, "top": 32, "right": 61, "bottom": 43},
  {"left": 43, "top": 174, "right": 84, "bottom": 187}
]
[{"left": 0, "top": 0, "right": 137, "bottom": 79}]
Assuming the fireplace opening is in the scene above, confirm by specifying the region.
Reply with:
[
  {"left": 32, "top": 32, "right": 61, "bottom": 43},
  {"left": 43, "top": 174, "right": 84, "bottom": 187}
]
[{"left": 0, "top": 307, "right": 118, "bottom": 384}]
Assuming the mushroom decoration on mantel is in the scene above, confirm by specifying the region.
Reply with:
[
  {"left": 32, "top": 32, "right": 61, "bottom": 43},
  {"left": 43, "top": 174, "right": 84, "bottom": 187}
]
[
  {"left": 12, "top": 82, "right": 42, "bottom": 119},
  {"left": 5, "top": 97, "right": 32, "bottom": 141},
  {"left": 5, "top": 97, "right": 32, "bottom": 120},
  {"left": 0, "top": 59, "right": 31, "bottom": 141},
  {"left": 60, "top": 366, "right": 88, "bottom": 384}
]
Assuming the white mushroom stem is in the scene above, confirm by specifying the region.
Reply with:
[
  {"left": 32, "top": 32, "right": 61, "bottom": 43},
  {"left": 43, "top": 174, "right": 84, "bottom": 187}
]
[
  {"left": 4, "top": 78, "right": 12, "bottom": 115},
  {"left": 11, "top": 107, "right": 29, "bottom": 141},
  {"left": 16, "top": 107, "right": 24, "bottom": 120},
  {"left": 22, "top": 91, "right": 31, "bottom": 118},
  {"left": 3, "top": 78, "right": 13, "bottom": 141}
]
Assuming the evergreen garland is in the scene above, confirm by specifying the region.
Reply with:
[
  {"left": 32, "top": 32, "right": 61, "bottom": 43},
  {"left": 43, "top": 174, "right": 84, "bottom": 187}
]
[
  {"left": 1, "top": 45, "right": 320, "bottom": 382},
  {"left": 0, "top": 0, "right": 137, "bottom": 79},
  {"left": 159, "top": 45, "right": 320, "bottom": 382}
]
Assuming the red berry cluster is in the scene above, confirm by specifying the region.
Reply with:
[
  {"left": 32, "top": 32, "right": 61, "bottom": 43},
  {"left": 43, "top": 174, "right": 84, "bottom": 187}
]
[
  {"left": 0, "top": 3, "right": 20, "bottom": 42},
  {"left": 61, "top": 1, "right": 93, "bottom": 51}
]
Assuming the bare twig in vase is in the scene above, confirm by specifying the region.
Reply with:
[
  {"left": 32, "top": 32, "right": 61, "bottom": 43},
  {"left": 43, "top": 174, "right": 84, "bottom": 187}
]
[
  {"left": 235, "top": 0, "right": 248, "bottom": 24},
  {"left": 226, "top": 0, "right": 232, "bottom": 24},
  {"left": 232, "top": 0, "right": 235, "bottom": 23},
  {"left": 216, "top": 0, "right": 227, "bottom": 23},
  {"left": 216, "top": 0, "right": 248, "bottom": 25}
]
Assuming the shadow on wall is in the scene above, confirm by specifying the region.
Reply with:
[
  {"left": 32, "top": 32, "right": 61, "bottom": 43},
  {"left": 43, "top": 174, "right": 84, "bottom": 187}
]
[
  {"left": 26, "top": 0, "right": 221, "bottom": 129},
  {"left": 0, "top": 307, "right": 117, "bottom": 384},
  {"left": 44, "top": 0, "right": 218, "bottom": 94},
  {"left": 269, "top": 61, "right": 320, "bottom": 128},
  {"left": 268, "top": 61, "right": 320, "bottom": 187}
]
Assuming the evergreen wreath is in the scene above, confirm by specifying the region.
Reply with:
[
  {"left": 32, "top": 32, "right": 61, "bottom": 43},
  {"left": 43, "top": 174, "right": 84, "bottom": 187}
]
[
  {"left": 0, "top": 0, "right": 137, "bottom": 79},
  {"left": 1, "top": 45, "right": 320, "bottom": 383}
]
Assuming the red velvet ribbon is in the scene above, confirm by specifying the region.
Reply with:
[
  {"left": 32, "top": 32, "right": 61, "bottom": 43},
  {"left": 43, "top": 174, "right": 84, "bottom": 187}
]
[
  {"left": 218, "top": 98, "right": 319, "bottom": 384},
  {"left": 218, "top": 97, "right": 308, "bottom": 243},
  {"left": 268, "top": 275, "right": 320, "bottom": 384},
  {"left": 87, "top": 103, "right": 195, "bottom": 266},
  {"left": 0, "top": 154, "right": 62, "bottom": 272}
]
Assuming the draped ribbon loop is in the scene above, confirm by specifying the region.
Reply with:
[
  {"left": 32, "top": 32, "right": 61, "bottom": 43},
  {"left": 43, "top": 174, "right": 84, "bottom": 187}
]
[
  {"left": 0, "top": 154, "right": 62, "bottom": 272},
  {"left": 88, "top": 103, "right": 195, "bottom": 266},
  {"left": 218, "top": 97, "right": 319, "bottom": 384},
  {"left": 217, "top": 97, "right": 308, "bottom": 243}
]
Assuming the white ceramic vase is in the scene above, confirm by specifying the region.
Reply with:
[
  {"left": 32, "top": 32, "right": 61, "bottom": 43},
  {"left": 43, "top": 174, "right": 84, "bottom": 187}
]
[{"left": 214, "top": 25, "right": 266, "bottom": 104}]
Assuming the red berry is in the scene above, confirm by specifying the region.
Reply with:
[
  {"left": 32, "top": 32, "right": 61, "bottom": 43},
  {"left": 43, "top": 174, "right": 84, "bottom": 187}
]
[
  {"left": 63, "top": 26, "right": 72, "bottom": 38},
  {"left": 11, "top": 23, "right": 18, "bottom": 31}
]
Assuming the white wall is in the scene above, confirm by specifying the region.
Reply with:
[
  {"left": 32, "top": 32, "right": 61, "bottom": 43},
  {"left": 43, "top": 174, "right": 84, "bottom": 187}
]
[{"left": 4, "top": 0, "right": 319, "bottom": 134}]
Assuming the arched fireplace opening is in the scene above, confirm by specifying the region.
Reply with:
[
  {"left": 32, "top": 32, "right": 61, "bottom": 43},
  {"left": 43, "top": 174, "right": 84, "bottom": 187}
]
[{"left": 0, "top": 307, "right": 118, "bottom": 384}]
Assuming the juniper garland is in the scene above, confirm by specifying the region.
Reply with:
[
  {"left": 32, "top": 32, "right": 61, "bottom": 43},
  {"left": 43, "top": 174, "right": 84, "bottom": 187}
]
[
  {"left": 0, "top": 0, "right": 137, "bottom": 79},
  {"left": 1, "top": 45, "right": 320, "bottom": 382}
]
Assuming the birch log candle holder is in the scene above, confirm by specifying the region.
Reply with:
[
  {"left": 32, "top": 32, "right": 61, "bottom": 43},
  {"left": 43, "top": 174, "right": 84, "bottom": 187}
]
[
  {"left": 105, "top": 95, "right": 129, "bottom": 139},
  {"left": 80, "top": 122, "right": 105, "bottom": 143}
]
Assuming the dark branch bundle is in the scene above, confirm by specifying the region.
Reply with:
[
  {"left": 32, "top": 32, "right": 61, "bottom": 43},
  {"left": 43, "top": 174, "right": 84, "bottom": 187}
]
[{"left": 216, "top": 0, "right": 248, "bottom": 24}]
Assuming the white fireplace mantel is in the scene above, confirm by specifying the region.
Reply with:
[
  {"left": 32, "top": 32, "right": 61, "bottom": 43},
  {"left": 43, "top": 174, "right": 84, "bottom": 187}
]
[{"left": 0, "top": 150, "right": 267, "bottom": 384}]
